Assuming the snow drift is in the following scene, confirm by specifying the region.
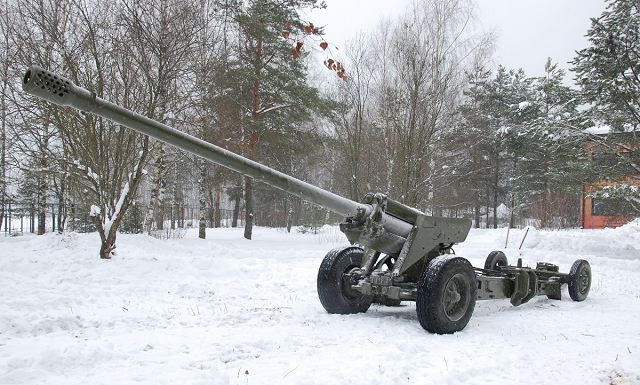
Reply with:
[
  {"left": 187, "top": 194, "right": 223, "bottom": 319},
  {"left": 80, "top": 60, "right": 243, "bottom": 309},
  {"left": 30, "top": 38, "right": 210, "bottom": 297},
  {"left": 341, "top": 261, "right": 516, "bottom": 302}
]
[{"left": 1, "top": 225, "right": 638, "bottom": 385}]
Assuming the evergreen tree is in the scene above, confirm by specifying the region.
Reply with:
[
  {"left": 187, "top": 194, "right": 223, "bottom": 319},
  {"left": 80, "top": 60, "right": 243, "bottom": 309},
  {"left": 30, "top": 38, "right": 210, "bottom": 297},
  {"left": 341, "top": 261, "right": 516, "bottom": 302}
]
[
  {"left": 220, "top": 0, "right": 328, "bottom": 239},
  {"left": 508, "top": 59, "right": 584, "bottom": 227},
  {"left": 573, "top": 0, "right": 640, "bottom": 213},
  {"left": 485, "top": 66, "right": 528, "bottom": 228},
  {"left": 453, "top": 64, "right": 493, "bottom": 227},
  {"left": 454, "top": 66, "right": 532, "bottom": 227},
  {"left": 573, "top": 0, "right": 640, "bottom": 130}
]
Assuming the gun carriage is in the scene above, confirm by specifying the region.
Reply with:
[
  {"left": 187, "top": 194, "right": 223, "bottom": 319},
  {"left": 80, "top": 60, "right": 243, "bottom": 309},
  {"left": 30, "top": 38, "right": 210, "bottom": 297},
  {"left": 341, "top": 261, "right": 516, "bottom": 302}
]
[{"left": 22, "top": 66, "right": 592, "bottom": 334}]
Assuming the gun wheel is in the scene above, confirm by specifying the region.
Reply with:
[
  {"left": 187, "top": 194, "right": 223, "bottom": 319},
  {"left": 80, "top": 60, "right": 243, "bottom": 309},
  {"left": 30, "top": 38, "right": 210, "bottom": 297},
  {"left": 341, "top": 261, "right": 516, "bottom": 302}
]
[
  {"left": 484, "top": 251, "right": 508, "bottom": 271},
  {"left": 568, "top": 259, "right": 591, "bottom": 302},
  {"left": 416, "top": 256, "right": 476, "bottom": 334},
  {"left": 317, "top": 247, "right": 373, "bottom": 314}
]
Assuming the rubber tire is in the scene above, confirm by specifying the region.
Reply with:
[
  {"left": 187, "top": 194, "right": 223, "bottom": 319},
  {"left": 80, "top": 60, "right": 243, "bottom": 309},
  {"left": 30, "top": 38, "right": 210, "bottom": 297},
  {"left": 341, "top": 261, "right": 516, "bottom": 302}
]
[
  {"left": 317, "top": 247, "right": 373, "bottom": 314},
  {"left": 416, "top": 256, "right": 477, "bottom": 334},
  {"left": 484, "top": 251, "right": 508, "bottom": 271},
  {"left": 568, "top": 259, "right": 591, "bottom": 302}
]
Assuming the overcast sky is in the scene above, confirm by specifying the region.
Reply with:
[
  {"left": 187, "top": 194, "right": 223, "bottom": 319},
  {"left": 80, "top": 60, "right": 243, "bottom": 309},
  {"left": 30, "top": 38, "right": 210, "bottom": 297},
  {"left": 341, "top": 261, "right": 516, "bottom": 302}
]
[{"left": 307, "top": 0, "right": 607, "bottom": 82}]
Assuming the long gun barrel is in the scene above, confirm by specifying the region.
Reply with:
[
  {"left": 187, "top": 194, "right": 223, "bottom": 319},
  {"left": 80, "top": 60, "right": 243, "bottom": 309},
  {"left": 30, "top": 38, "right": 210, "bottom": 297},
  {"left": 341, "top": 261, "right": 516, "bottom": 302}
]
[{"left": 22, "top": 66, "right": 412, "bottom": 239}]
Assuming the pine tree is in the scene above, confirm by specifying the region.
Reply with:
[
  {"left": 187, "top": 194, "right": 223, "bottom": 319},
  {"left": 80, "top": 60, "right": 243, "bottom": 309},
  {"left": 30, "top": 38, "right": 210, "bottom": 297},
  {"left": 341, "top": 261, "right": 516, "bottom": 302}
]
[
  {"left": 453, "top": 66, "right": 530, "bottom": 228},
  {"left": 453, "top": 64, "right": 493, "bottom": 227},
  {"left": 485, "top": 66, "right": 528, "bottom": 228},
  {"left": 573, "top": 0, "right": 640, "bottom": 130},
  {"left": 220, "top": 0, "right": 328, "bottom": 239},
  {"left": 508, "top": 59, "right": 584, "bottom": 227},
  {"left": 573, "top": 0, "right": 640, "bottom": 213}
]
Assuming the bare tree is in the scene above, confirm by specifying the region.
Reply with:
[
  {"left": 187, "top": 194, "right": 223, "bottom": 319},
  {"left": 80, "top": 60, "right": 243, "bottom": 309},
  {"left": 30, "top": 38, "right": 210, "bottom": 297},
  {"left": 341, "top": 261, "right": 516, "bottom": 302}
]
[
  {"left": 0, "top": 1, "right": 15, "bottom": 230},
  {"left": 332, "top": 0, "right": 492, "bottom": 215},
  {"left": 8, "top": 0, "right": 154, "bottom": 256},
  {"left": 117, "top": 0, "right": 201, "bottom": 234},
  {"left": 8, "top": 0, "right": 75, "bottom": 235},
  {"left": 333, "top": 34, "right": 375, "bottom": 201}
]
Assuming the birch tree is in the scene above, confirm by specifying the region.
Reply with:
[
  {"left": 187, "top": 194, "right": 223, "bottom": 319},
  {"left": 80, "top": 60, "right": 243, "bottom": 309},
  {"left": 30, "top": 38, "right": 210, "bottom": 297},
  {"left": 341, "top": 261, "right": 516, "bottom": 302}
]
[
  {"left": 118, "top": 0, "right": 201, "bottom": 233},
  {"left": 0, "top": 1, "right": 14, "bottom": 231}
]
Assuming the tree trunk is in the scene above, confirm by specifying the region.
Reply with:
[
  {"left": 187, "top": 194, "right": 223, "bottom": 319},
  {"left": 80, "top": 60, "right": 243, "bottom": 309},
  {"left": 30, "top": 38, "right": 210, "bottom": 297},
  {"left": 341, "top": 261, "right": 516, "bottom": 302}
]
[
  {"left": 243, "top": 176, "right": 254, "bottom": 240},
  {"left": 243, "top": 34, "right": 263, "bottom": 240},
  {"left": 171, "top": 163, "right": 178, "bottom": 230},
  {"left": 0, "top": 99, "right": 5, "bottom": 232},
  {"left": 214, "top": 187, "right": 221, "bottom": 228},
  {"left": 30, "top": 203, "right": 35, "bottom": 233},
  {"left": 509, "top": 193, "right": 516, "bottom": 229},
  {"left": 541, "top": 160, "right": 550, "bottom": 228},
  {"left": 0, "top": 26, "right": 8, "bottom": 234},
  {"left": 145, "top": 142, "right": 166, "bottom": 232},
  {"left": 99, "top": 231, "right": 117, "bottom": 259},
  {"left": 57, "top": 175, "right": 66, "bottom": 234},
  {"left": 474, "top": 197, "right": 480, "bottom": 229},
  {"left": 485, "top": 187, "right": 490, "bottom": 229},
  {"left": 93, "top": 212, "right": 118, "bottom": 259},
  {"left": 207, "top": 188, "right": 215, "bottom": 226},
  {"left": 198, "top": 160, "right": 207, "bottom": 239},
  {"left": 96, "top": 137, "right": 149, "bottom": 257},
  {"left": 156, "top": 146, "right": 166, "bottom": 231},
  {"left": 493, "top": 153, "right": 499, "bottom": 229},
  {"left": 37, "top": 172, "right": 46, "bottom": 235},
  {"left": 286, "top": 195, "right": 293, "bottom": 233},
  {"left": 170, "top": 203, "right": 176, "bottom": 230},
  {"left": 232, "top": 182, "right": 241, "bottom": 227}
]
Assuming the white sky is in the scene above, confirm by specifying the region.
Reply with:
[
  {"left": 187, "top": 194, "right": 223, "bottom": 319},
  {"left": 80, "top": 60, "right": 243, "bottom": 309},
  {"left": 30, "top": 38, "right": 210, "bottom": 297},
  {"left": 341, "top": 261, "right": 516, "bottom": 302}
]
[{"left": 307, "top": 0, "right": 608, "bottom": 81}]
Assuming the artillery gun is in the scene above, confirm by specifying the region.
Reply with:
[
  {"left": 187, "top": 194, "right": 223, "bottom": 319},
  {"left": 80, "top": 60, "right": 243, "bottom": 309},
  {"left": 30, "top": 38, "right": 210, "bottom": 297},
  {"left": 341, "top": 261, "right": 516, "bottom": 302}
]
[{"left": 22, "top": 66, "right": 593, "bottom": 334}]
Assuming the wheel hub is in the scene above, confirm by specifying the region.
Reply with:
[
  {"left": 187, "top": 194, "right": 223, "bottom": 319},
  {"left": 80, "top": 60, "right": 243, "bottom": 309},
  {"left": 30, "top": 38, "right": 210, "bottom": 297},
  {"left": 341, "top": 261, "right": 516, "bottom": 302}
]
[
  {"left": 442, "top": 273, "right": 471, "bottom": 322},
  {"left": 342, "top": 267, "right": 363, "bottom": 299}
]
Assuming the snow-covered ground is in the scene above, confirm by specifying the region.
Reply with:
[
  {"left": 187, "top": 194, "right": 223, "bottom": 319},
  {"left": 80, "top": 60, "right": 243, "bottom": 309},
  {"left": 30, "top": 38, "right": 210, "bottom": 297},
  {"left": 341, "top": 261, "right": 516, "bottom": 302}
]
[{"left": 1, "top": 223, "right": 639, "bottom": 385}]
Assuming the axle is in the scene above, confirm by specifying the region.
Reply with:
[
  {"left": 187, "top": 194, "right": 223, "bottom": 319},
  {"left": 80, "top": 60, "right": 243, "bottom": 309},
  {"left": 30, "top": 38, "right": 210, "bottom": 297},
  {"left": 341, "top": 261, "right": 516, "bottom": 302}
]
[{"left": 352, "top": 258, "right": 577, "bottom": 306}]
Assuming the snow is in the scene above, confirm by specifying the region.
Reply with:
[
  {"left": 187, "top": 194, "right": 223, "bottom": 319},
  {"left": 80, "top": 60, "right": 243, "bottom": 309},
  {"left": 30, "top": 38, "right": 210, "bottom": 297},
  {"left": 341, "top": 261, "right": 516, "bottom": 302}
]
[
  {"left": 89, "top": 205, "right": 101, "bottom": 217},
  {"left": 496, "top": 203, "right": 510, "bottom": 219},
  {"left": 86, "top": 167, "right": 98, "bottom": 182},
  {"left": 584, "top": 124, "right": 640, "bottom": 135},
  {"left": 104, "top": 182, "right": 130, "bottom": 235},
  {"left": 518, "top": 101, "right": 530, "bottom": 110},
  {"left": 497, "top": 125, "right": 510, "bottom": 135},
  {"left": 1, "top": 225, "right": 640, "bottom": 385},
  {"left": 585, "top": 125, "right": 612, "bottom": 135}
]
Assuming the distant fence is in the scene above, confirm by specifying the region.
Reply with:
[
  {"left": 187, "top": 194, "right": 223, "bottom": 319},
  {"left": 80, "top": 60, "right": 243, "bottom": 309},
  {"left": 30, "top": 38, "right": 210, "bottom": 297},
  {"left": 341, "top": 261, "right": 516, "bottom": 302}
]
[
  {"left": 2, "top": 200, "right": 579, "bottom": 237},
  {"left": 0, "top": 201, "right": 246, "bottom": 236},
  {"left": 1, "top": 202, "right": 61, "bottom": 235}
]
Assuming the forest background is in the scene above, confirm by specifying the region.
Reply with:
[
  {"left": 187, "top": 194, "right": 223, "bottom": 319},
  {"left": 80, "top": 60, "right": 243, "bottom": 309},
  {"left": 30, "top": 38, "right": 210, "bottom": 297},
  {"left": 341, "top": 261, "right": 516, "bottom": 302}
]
[{"left": 0, "top": 0, "right": 638, "bottom": 258}]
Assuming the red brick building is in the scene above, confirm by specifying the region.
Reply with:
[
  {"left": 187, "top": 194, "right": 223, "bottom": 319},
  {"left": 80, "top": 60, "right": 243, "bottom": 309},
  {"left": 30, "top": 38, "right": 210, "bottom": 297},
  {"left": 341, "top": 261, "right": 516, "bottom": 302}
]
[
  {"left": 580, "top": 181, "right": 638, "bottom": 229},
  {"left": 579, "top": 132, "right": 639, "bottom": 229}
]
